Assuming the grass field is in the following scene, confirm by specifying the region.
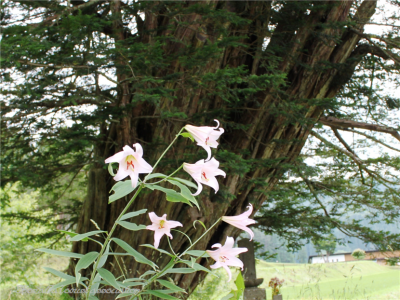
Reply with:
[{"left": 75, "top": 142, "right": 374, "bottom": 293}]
[
  {"left": 256, "top": 260, "right": 400, "bottom": 300},
  {"left": 2, "top": 259, "right": 399, "bottom": 300}
]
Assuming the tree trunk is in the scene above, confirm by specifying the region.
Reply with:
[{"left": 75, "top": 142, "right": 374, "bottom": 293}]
[{"left": 68, "top": 1, "right": 377, "bottom": 298}]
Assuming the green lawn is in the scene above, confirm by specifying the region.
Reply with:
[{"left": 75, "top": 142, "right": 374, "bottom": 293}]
[{"left": 256, "top": 261, "right": 400, "bottom": 300}]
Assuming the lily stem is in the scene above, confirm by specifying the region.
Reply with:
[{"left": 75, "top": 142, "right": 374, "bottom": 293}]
[
  {"left": 179, "top": 217, "right": 222, "bottom": 258},
  {"left": 147, "top": 165, "right": 183, "bottom": 185},
  {"left": 86, "top": 185, "right": 144, "bottom": 299},
  {"left": 145, "top": 127, "right": 185, "bottom": 181},
  {"left": 87, "top": 127, "right": 185, "bottom": 299}
]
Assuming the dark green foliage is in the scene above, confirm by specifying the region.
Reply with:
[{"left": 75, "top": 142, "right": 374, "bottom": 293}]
[{"left": 2, "top": 2, "right": 400, "bottom": 290}]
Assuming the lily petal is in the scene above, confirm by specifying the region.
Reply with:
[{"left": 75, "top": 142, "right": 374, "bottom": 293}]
[
  {"left": 146, "top": 212, "right": 182, "bottom": 249},
  {"left": 184, "top": 158, "right": 225, "bottom": 196},
  {"left": 222, "top": 204, "right": 256, "bottom": 240}
]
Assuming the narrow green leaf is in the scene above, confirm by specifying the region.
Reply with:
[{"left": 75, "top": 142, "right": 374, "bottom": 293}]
[
  {"left": 47, "top": 278, "right": 76, "bottom": 292},
  {"left": 185, "top": 250, "right": 210, "bottom": 258},
  {"left": 76, "top": 272, "right": 81, "bottom": 287},
  {"left": 167, "top": 180, "right": 199, "bottom": 209},
  {"left": 70, "top": 230, "right": 106, "bottom": 242},
  {"left": 35, "top": 248, "right": 83, "bottom": 259},
  {"left": 140, "top": 244, "right": 174, "bottom": 257},
  {"left": 108, "top": 162, "right": 116, "bottom": 176},
  {"left": 43, "top": 267, "right": 74, "bottom": 280},
  {"left": 116, "top": 292, "right": 137, "bottom": 299},
  {"left": 156, "top": 279, "right": 186, "bottom": 293},
  {"left": 144, "top": 173, "right": 168, "bottom": 181},
  {"left": 123, "top": 278, "right": 145, "bottom": 283},
  {"left": 143, "top": 290, "right": 180, "bottom": 300},
  {"left": 234, "top": 272, "right": 245, "bottom": 300},
  {"left": 97, "top": 268, "right": 121, "bottom": 291},
  {"left": 112, "top": 238, "right": 157, "bottom": 270},
  {"left": 97, "top": 243, "right": 110, "bottom": 269},
  {"left": 184, "top": 261, "right": 211, "bottom": 273},
  {"left": 124, "top": 282, "right": 145, "bottom": 287},
  {"left": 192, "top": 220, "right": 207, "bottom": 230},
  {"left": 116, "top": 221, "right": 146, "bottom": 231},
  {"left": 90, "top": 273, "right": 102, "bottom": 296},
  {"left": 88, "top": 296, "right": 99, "bottom": 300},
  {"left": 57, "top": 230, "right": 89, "bottom": 241},
  {"left": 169, "top": 177, "right": 197, "bottom": 189},
  {"left": 145, "top": 173, "right": 197, "bottom": 189},
  {"left": 139, "top": 270, "right": 157, "bottom": 279},
  {"left": 146, "top": 185, "right": 192, "bottom": 206},
  {"left": 75, "top": 252, "right": 99, "bottom": 275},
  {"left": 166, "top": 268, "right": 196, "bottom": 274},
  {"left": 120, "top": 209, "right": 148, "bottom": 221},
  {"left": 180, "top": 132, "right": 194, "bottom": 142},
  {"left": 109, "top": 180, "right": 135, "bottom": 203}
]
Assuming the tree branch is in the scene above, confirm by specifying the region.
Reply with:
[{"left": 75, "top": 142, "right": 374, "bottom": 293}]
[
  {"left": 18, "top": 60, "right": 95, "bottom": 70},
  {"left": 349, "top": 27, "right": 400, "bottom": 65},
  {"left": 30, "top": 0, "right": 103, "bottom": 28},
  {"left": 331, "top": 127, "right": 366, "bottom": 184},
  {"left": 344, "top": 129, "right": 400, "bottom": 153},
  {"left": 311, "top": 130, "right": 363, "bottom": 164},
  {"left": 319, "top": 116, "right": 400, "bottom": 142},
  {"left": 311, "top": 130, "right": 399, "bottom": 186}
]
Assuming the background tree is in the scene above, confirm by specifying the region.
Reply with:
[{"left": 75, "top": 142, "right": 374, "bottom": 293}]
[
  {"left": 352, "top": 248, "right": 366, "bottom": 260},
  {"left": 2, "top": 0, "right": 400, "bottom": 298},
  {"left": 313, "top": 234, "right": 337, "bottom": 263}
]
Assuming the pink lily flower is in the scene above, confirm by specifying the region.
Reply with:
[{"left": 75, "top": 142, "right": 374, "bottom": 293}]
[
  {"left": 184, "top": 119, "right": 224, "bottom": 161},
  {"left": 105, "top": 143, "right": 153, "bottom": 188},
  {"left": 183, "top": 158, "right": 226, "bottom": 196},
  {"left": 146, "top": 212, "right": 183, "bottom": 249},
  {"left": 222, "top": 204, "right": 256, "bottom": 241},
  {"left": 206, "top": 237, "right": 248, "bottom": 282}
]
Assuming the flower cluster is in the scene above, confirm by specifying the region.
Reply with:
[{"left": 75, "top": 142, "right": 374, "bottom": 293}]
[
  {"left": 105, "top": 120, "right": 256, "bottom": 282},
  {"left": 269, "top": 277, "right": 285, "bottom": 296}
]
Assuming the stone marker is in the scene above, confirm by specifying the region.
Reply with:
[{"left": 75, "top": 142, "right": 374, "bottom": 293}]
[{"left": 238, "top": 239, "right": 266, "bottom": 300}]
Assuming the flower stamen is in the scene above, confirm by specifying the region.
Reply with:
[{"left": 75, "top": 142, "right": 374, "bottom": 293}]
[
  {"left": 201, "top": 172, "right": 209, "bottom": 182},
  {"left": 219, "top": 255, "right": 229, "bottom": 263},
  {"left": 126, "top": 160, "right": 134, "bottom": 170},
  {"left": 158, "top": 220, "right": 165, "bottom": 229}
]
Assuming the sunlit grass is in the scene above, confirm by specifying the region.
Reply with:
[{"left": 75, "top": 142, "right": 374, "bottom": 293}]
[{"left": 257, "top": 261, "right": 400, "bottom": 300}]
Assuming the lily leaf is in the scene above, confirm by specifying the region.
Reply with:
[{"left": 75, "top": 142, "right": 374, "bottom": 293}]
[
  {"left": 35, "top": 248, "right": 83, "bottom": 259},
  {"left": 47, "top": 278, "right": 76, "bottom": 293},
  {"left": 70, "top": 230, "right": 106, "bottom": 242},
  {"left": 185, "top": 250, "right": 210, "bottom": 258},
  {"left": 180, "top": 132, "right": 194, "bottom": 142},
  {"left": 140, "top": 244, "right": 174, "bottom": 257},
  {"left": 145, "top": 185, "right": 192, "bottom": 206},
  {"left": 120, "top": 209, "right": 147, "bottom": 221},
  {"left": 109, "top": 180, "right": 135, "bottom": 203},
  {"left": 156, "top": 279, "right": 186, "bottom": 293},
  {"left": 75, "top": 252, "right": 99, "bottom": 275},
  {"left": 112, "top": 238, "right": 157, "bottom": 270},
  {"left": 167, "top": 180, "right": 199, "bottom": 209},
  {"left": 43, "top": 267, "right": 75, "bottom": 280},
  {"left": 142, "top": 290, "right": 180, "bottom": 300},
  {"left": 116, "top": 221, "right": 146, "bottom": 231},
  {"left": 166, "top": 268, "right": 196, "bottom": 274},
  {"left": 57, "top": 230, "right": 89, "bottom": 241},
  {"left": 97, "top": 268, "right": 121, "bottom": 291}
]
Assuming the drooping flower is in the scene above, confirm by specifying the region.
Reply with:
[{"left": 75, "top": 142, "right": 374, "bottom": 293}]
[
  {"left": 183, "top": 158, "right": 226, "bottom": 196},
  {"left": 222, "top": 204, "right": 256, "bottom": 241},
  {"left": 206, "top": 236, "right": 248, "bottom": 282},
  {"left": 105, "top": 143, "right": 153, "bottom": 188},
  {"left": 184, "top": 119, "right": 224, "bottom": 161},
  {"left": 146, "top": 212, "right": 183, "bottom": 249}
]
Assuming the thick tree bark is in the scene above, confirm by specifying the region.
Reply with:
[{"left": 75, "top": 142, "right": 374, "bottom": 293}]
[{"left": 68, "top": 1, "right": 377, "bottom": 298}]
